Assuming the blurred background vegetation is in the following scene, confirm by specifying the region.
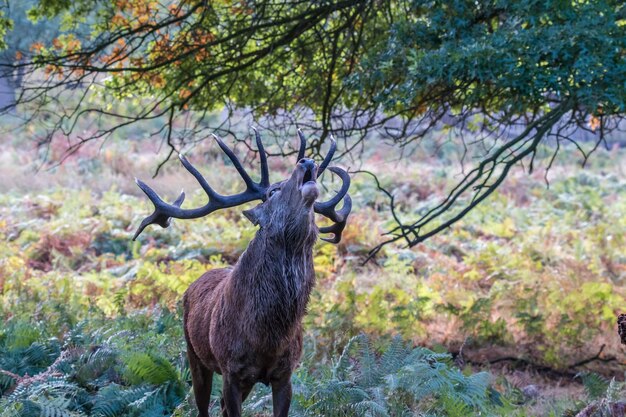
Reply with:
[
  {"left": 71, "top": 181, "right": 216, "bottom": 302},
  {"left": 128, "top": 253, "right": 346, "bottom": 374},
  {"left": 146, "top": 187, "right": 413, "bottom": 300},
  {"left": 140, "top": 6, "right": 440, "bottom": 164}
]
[{"left": 0, "top": 0, "right": 625, "bottom": 416}]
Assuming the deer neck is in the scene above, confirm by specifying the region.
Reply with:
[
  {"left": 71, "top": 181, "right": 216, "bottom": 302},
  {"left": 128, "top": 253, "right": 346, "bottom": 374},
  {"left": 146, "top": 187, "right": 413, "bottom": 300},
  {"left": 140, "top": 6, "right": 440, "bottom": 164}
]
[
  {"left": 234, "top": 228, "right": 316, "bottom": 299},
  {"left": 228, "top": 225, "right": 317, "bottom": 346}
]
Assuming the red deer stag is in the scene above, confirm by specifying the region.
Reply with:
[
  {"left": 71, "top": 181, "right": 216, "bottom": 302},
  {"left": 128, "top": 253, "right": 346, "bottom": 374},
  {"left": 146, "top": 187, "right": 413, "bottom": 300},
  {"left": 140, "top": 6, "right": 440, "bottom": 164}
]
[{"left": 132, "top": 130, "right": 351, "bottom": 417}]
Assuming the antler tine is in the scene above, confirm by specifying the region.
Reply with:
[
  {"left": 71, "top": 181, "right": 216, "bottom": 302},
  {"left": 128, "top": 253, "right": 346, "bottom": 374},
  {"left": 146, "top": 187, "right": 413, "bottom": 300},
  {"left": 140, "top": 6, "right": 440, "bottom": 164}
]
[
  {"left": 314, "top": 166, "right": 352, "bottom": 243},
  {"left": 317, "top": 134, "right": 336, "bottom": 178},
  {"left": 318, "top": 194, "right": 352, "bottom": 243},
  {"left": 297, "top": 129, "right": 306, "bottom": 161},
  {"left": 132, "top": 135, "right": 268, "bottom": 240},
  {"left": 314, "top": 166, "right": 350, "bottom": 211},
  {"left": 212, "top": 134, "right": 256, "bottom": 190},
  {"left": 252, "top": 127, "right": 270, "bottom": 187},
  {"left": 179, "top": 154, "right": 219, "bottom": 199},
  {"left": 132, "top": 179, "right": 186, "bottom": 241}
]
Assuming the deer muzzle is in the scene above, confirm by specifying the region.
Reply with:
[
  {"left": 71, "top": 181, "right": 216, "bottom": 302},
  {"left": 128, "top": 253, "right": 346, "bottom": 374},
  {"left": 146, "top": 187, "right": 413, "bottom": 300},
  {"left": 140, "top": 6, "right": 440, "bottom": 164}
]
[{"left": 297, "top": 158, "right": 319, "bottom": 205}]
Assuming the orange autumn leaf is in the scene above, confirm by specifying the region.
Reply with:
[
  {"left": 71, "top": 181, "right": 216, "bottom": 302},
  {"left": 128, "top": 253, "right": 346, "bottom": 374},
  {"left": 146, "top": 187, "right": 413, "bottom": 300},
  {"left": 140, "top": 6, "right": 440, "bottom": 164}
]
[
  {"left": 115, "top": 0, "right": 129, "bottom": 9},
  {"left": 150, "top": 73, "right": 166, "bottom": 88},
  {"left": 44, "top": 64, "right": 62, "bottom": 78},
  {"left": 111, "top": 14, "right": 127, "bottom": 27},
  {"left": 30, "top": 42, "right": 44, "bottom": 52},
  {"left": 589, "top": 115, "right": 601, "bottom": 131},
  {"left": 169, "top": 3, "right": 183, "bottom": 17},
  {"left": 66, "top": 38, "right": 81, "bottom": 53}
]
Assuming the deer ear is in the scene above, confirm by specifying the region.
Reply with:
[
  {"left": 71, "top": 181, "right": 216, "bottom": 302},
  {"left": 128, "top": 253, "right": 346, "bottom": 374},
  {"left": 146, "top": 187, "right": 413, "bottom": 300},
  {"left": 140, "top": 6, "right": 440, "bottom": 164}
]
[{"left": 243, "top": 205, "right": 266, "bottom": 226}]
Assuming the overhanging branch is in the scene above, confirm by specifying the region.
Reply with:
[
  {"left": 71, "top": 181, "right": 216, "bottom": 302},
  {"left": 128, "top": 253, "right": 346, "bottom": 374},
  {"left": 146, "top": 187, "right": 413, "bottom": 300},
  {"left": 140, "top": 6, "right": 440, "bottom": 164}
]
[{"left": 366, "top": 100, "right": 575, "bottom": 260}]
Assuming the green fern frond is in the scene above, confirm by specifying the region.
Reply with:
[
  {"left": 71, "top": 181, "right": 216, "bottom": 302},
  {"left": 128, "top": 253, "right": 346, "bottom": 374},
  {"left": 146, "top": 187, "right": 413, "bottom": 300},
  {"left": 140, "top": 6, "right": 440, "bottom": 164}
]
[
  {"left": 604, "top": 378, "right": 625, "bottom": 402},
  {"left": 355, "top": 336, "right": 381, "bottom": 388},
  {"left": 436, "top": 393, "right": 471, "bottom": 417},
  {"left": 75, "top": 345, "right": 118, "bottom": 384},
  {"left": 36, "top": 395, "right": 82, "bottom": 417},
  {"left": 578, "top": 372, "right": 610, "bottom": 400},
  {"left": 452, "top": 371, "right": 491, "bottom": 408},
  {"left": 309, "top": 380, "right": 371, "bottom": 415},
  {"left": 378, "top": 336, "right": 409, "bottom": 376},
  {"left": 348, "top": 400, "right": 389, "bottom": 417},
  {"left": 4, "top": 322, "right": 42, "bottom": 351},
  {"left": 122, "top": 352, "right": 179, "bottom": 385},
  {"left": 332, "top": 335, "right": 364, "bottom": 380},
  {"left": 91, "top": 384, "right": 153, "bottom": 417}
]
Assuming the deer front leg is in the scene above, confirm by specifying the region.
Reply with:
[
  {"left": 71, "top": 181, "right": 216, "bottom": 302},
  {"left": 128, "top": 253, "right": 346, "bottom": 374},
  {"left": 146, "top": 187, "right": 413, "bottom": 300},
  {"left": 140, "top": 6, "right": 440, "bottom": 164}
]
[
  {"left": 271, "top": 377, "right": 292, "bottom": 417},
  {"left": 221, "top": 374, "right": 243, "bottom": 417}
]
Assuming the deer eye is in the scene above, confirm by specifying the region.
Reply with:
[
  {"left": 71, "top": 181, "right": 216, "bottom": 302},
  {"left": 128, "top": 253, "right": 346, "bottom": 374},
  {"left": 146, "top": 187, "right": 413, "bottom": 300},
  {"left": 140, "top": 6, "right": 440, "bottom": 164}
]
[{"left": 269, "top": 188, "right": 280, "bottom": 197}]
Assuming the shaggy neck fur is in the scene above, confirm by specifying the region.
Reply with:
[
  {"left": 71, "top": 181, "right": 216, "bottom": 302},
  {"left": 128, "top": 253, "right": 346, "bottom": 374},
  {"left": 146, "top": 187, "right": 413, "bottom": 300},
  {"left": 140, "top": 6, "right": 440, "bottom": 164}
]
[{"left": 229, "top": 211, "right": 318, "bottom": 351}]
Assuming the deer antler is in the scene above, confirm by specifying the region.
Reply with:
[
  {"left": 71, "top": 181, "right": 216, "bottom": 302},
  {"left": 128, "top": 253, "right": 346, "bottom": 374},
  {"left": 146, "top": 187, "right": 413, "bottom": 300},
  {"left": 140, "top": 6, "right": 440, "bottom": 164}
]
[
  {"left": 297, "top": 130, "right": 351, "bottom": 242},
  {"left": 133, "top": 129, "right": 269, "bottom": 240},
  {"left": 314, "top": 166, "right": 352, "bottom": 243},
  {"left": 296, "top": 129, "right": 336, "bottom": 177},
  {"left": 297, "top": 129, "right": 307, "bottom": 161}
]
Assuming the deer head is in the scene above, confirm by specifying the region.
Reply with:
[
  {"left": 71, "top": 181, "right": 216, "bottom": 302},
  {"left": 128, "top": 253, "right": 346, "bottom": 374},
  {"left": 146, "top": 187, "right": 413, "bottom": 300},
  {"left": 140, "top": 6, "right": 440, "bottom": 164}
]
[{"left": 132, "top": 129, "right": 351, "bottom": 243}]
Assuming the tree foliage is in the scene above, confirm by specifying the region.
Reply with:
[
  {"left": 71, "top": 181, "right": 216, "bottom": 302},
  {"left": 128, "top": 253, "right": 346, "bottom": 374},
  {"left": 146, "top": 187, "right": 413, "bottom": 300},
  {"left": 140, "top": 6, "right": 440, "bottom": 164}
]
[
  {"left": 1, "top": 0, "right": 625, "bottom": 247},
  {"left": 0, "top": 0, "right": 60, "bottom": 109}
]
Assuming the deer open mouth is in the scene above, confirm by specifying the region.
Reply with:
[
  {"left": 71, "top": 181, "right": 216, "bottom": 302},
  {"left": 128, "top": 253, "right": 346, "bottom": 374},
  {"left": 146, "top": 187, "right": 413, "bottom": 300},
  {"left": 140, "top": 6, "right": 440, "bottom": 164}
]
[
  {"left": 300, "top": 165, "right": 319, "bottom": 203},
  {"left": 302, "top": 167, "right": 315, "bottom": 185}
]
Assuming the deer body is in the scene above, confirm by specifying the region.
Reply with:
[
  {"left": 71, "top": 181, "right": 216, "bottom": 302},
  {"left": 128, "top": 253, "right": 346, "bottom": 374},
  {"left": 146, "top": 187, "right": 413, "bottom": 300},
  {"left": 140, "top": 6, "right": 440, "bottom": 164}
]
[
  {"left": 133, "top": 131, "right": 350, "bottom": 417},
  {"left": 183, "top": 221, "right": 316, "bottom": 415}
]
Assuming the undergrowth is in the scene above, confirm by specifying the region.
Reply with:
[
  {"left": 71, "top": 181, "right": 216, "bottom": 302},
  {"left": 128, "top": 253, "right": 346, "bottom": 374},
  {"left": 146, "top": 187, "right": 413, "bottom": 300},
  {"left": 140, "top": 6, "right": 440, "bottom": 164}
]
[{"left": 0, "top": 309, "right": 511, "bottom": 417}]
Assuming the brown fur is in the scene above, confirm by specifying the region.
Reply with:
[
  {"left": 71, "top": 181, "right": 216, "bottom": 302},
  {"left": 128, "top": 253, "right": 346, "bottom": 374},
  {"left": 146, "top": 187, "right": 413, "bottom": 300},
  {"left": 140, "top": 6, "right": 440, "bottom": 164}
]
[{"left": 183, "top": 159, "right": 319, "bottom": 417}]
